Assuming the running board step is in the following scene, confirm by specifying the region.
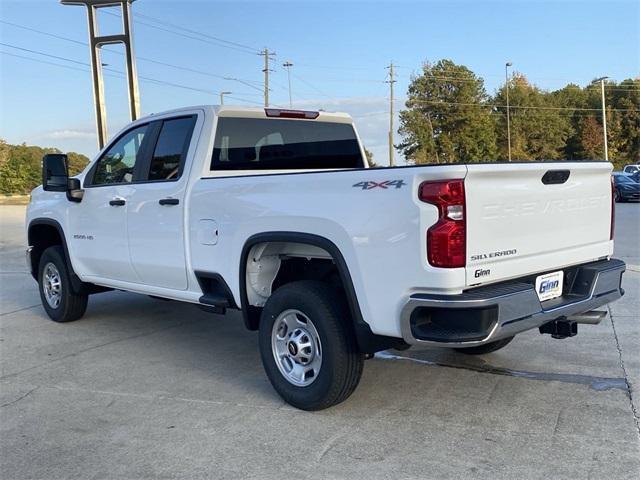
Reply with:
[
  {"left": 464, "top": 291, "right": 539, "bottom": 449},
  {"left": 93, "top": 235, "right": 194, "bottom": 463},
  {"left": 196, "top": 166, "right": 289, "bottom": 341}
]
[{"left": 198, "top": 294, "right": 229, "bottom": 314}]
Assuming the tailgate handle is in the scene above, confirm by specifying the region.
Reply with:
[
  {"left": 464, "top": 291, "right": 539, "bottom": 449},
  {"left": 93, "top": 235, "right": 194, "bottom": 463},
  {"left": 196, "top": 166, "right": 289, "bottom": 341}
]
[{"left": 542, "top": 170, "right": 570, "bottom": 185}]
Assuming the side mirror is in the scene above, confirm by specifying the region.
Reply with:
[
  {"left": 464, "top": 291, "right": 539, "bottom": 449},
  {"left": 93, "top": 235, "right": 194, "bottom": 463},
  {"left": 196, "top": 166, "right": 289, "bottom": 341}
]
[
  {"left": 42, "top": 153, "right": 84, "bottom": 202},
  {"left": 42, "top": 154, "right": 68, "bottom": 192}
]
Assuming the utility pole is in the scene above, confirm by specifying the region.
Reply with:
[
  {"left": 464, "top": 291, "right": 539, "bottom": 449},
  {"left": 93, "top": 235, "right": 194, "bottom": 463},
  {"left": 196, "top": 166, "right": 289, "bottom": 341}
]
[
  {"left": 259, "top": 48, "right": 275, "bottom": 107},
  {"left": 592, "top": 76, "right": 609, "bottom": 161},
  {"left": 386, "top": 61, "right": 396, "bottom": 166},
  {"left": 505, "top": 61, "right": 512, "bottom": 162},
  {"left": 219, "top": 91, "right": 232, "bottom": 105},
  {"left": 61, "top": 0, "right": 140, "bottom": 150},
  {"left": 426, "top": 113, "right": 439, "bottom": 164},
  {"left": 283, "top": 61, "right": 293, "bottom": 108}
]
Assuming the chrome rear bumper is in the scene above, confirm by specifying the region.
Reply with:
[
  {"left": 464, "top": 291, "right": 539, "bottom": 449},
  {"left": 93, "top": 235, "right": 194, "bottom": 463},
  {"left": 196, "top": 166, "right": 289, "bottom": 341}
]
[{"left": 400, "top": 258, "right": 626, "bottom": 347}]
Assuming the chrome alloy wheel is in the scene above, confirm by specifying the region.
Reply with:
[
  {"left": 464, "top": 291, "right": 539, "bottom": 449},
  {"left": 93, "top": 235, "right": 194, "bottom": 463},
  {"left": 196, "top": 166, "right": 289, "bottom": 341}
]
[
  {"left": 42, "top": 262, "right": 62, "bottom": 309},
  {"left": 271, "top": 309, "right": 322, "bottom": 387}
]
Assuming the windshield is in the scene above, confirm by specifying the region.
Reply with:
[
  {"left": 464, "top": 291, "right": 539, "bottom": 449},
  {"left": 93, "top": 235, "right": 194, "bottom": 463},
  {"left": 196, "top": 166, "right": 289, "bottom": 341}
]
[
  {"left": 615, "top": 175, "right": 637, "bottom": 184},
  {"left": 211, "top": 117, "right": 364, "bottom": 170}
]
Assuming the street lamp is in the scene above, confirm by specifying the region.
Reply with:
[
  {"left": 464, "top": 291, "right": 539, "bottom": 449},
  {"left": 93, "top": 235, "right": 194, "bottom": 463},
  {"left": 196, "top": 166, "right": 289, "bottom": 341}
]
[
  {"left": 592, "top": 76, "right": 609, "bottom": 161},
  {"left": 283, "top": 61, "right": 293, "bottom": 108},
  {"left": 505, "top": 61, "right": 513, "bottom": 162},
  {"left": 219, "top": 91, "right": 232, "bottom": 105}
]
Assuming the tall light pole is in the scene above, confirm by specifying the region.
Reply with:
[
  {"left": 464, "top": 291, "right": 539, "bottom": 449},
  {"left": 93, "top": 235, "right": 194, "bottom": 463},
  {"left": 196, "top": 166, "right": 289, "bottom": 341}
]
[
  {"left": 505, "top": 61, "right": 512, "bottom": 162},
  {"left": 219, "top": 91, "right": 232, "bottom": 105},
  {"left": 61, "top": 0, "right": 140, "bottom": 149},
  {"left": 283, "top": 61, "right": 293, "bottom": 108},
  {"left": 592, "top": 76, "right": 609, "bottom": 161}
]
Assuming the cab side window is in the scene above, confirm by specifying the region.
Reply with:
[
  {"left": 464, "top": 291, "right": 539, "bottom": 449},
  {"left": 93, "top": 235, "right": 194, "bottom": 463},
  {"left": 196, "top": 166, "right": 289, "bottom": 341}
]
[
  {"left": 92, "top": 125, "right": 148, "bottom": 186},
  {"left": 147, "top": 116, "right": 196, "bottom": 181}
]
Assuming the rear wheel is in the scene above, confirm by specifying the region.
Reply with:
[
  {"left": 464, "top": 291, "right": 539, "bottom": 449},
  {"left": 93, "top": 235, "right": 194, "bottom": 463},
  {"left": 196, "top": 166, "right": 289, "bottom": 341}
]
[
  {"left": 453, "top": 336, "right": 514, "bottom": 355},
  {"left": 38, "top": 246, "right": 88, "bottom": 322},
  {"left": 258, "top": 281, "right": 364, "bottom": 410}
]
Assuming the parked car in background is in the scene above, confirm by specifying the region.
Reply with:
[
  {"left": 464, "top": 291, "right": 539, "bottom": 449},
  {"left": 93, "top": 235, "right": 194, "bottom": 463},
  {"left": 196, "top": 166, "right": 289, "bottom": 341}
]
[
  {"left": 622, "top": 164, "right": 640, "bottom": 175},
  {"left": 612, "top": 172, "right": 640, "bottom": 202}
]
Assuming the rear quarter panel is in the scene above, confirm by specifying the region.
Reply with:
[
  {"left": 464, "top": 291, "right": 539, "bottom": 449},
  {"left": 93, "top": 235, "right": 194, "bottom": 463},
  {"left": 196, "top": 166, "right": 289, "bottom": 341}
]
[{"left": 188, "top": 165, "right": 466, "bottom": 337}]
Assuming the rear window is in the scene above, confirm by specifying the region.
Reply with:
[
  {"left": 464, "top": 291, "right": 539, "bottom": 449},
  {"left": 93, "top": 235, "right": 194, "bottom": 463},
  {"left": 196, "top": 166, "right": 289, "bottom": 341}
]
[{"left": 211, "top": 117, "right": 364, "bottom": 170}]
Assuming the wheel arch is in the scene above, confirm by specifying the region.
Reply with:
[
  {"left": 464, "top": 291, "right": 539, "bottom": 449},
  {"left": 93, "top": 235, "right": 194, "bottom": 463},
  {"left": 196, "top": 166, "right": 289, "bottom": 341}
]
[
  {"left": 27, "top": 218, "right": 90, "bottom": 294},
  {"left": 239, "top": 232, "right": 406, "bottom": 354}
]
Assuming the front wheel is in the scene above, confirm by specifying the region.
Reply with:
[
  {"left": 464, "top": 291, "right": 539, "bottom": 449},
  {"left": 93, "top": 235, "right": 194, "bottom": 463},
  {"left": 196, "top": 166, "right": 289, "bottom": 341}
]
[
  {"left": 258, "top": 281, "right": 364, "bottom": 410},
  {"left": 614, "top": 189, "right": 622, "bottom": 203},
  {"left": 453, "top": 336, "right": 514, "bottom": 355},
  {"left": 38, "top": 246, "right": 88, "bottom": 322}
]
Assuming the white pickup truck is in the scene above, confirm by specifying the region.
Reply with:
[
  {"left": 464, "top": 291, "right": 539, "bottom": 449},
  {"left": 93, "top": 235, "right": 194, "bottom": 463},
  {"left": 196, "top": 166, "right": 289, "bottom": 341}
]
[{"left": 27, "top": 105, "right": 626, "bottom": 410}]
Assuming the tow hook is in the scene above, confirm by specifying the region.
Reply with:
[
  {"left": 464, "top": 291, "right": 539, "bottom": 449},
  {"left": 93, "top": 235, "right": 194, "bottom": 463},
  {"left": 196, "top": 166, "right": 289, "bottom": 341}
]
[{"left": 539, "top": 311, "right": 607, "bottom": 339}]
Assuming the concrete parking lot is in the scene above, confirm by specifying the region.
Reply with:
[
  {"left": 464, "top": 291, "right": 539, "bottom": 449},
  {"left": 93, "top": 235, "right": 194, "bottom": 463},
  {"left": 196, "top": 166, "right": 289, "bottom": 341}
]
[{"left": 1, "top": 204, "right": 639, "bottom": 479}]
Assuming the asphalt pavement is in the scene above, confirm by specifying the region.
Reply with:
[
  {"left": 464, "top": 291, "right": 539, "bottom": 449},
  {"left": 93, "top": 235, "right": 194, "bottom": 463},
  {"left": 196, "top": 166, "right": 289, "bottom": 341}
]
[{"left": 1, "top": 204, "right": 638, "bottom": 479}]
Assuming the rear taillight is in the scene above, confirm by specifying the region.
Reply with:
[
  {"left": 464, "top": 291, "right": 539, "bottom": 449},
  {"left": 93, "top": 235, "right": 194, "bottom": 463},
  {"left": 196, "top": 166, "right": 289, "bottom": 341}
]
[
  {"left": 610, "top": 176, "right": 615, "bottom": 240},
  {"left": 419, "top": 180, "right": 466, "bottom": 268}
]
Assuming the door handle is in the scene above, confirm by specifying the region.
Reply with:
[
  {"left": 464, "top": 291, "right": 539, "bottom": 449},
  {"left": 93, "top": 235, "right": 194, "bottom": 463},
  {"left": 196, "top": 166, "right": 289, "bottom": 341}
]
[
  {"left": 159, "top": 198, "right": 180, "bottom": 206},
  {"left": 109, "top": 198, "right": 126, "bottom": 206}
]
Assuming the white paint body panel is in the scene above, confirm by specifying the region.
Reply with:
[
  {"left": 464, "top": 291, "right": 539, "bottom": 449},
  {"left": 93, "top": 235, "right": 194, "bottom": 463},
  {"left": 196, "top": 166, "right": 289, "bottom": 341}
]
[
  {"left": 26, "top": 105, "right": 615, "bottom": 340},
  {"left": 465, "top": 162, "right": 613, "bottom": 286}
]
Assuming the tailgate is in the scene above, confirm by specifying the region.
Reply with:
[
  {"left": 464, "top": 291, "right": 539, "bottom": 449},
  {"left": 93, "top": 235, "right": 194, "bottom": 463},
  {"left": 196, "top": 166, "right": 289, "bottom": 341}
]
[{"left": 465, "top": 162, "right": 613, "bottom": 286}]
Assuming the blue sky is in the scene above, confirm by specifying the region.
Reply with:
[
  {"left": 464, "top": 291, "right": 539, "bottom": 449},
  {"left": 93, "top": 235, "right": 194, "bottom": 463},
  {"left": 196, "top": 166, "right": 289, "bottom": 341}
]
[{"left": 1, "top": 0, "right": 638, "bottom": 163}]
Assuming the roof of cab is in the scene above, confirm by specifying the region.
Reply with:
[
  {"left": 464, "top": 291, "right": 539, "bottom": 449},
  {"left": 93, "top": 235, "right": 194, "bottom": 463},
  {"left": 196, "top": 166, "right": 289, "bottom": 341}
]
[{"left": 138, "top": 105, "right": 354, "bottom": 124}]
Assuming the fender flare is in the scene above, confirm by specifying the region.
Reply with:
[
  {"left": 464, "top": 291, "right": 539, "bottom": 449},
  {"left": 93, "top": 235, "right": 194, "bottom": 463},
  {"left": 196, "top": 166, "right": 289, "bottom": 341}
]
[
  {"left": 27, "top": 218, "right": 85, "bottom": 293},
  {"left": 238, "top": 232, "right": 405, "bottom": 353}
]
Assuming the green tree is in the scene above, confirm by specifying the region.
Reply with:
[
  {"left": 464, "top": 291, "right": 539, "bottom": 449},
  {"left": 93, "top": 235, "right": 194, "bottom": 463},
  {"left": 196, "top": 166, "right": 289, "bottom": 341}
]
[
  {"left": 363, "top": 147, "right": 378, "bottom": 167},
  {"left": 550, "top": 84, "right": 589, "bottom": 159},
  {"left": 494, "top": 74, "right": 571, "bottom": 160},
  {"left": 398, "top": 59, "right": 497, "bottom": 164},
  {"left": 0, "top": 139, "right": 90, "bottom": 195},
  {"left": 607, "top": 78, "right": 640, "bottom": 166},
  {"left": 579, "top": 116, "right": 605, "bottom": 159}
]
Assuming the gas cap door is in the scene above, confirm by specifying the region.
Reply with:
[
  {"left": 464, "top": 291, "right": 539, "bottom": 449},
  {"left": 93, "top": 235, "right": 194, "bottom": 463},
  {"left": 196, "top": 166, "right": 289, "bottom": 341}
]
[{"left": 197, "top": 219, "right": 219, "bottom": 245}]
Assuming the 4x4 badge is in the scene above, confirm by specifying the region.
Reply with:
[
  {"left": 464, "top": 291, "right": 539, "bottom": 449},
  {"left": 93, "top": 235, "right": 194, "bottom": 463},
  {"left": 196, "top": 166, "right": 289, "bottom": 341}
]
[{"left": 353, "top": 180, "right": 406, "bottom": 190}]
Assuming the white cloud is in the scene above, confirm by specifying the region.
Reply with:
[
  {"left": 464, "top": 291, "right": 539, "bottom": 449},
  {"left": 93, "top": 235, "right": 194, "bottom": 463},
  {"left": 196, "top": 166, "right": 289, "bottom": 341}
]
[{"left": 42, "top": 129, "right": 96, "bottom": 140}]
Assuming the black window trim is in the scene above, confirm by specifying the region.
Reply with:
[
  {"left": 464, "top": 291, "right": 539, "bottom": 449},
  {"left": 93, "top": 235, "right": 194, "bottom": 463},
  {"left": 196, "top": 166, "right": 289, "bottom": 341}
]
[
  {"left": 136, "top": 114, "right": 198, "bottom": 184},
  {"left": 84, "top": 121, "right": 156, "bottom": 188}
]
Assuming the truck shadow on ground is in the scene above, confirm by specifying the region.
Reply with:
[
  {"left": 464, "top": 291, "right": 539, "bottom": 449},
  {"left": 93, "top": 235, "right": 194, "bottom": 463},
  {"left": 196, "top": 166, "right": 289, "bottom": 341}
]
[{"left": 19, "top": 289, "right": 622, "bottom": 414}]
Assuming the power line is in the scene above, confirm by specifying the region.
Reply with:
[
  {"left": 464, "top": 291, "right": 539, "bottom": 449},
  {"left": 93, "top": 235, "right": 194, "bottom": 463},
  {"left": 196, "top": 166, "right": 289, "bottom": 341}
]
[
  {"left": 102, "top": 10, "right": 258, "bottom": 55},
  {"left": 0, "top": 20, "right": 262, "bottom": 95},
  {"left": 0, "top": 20, "right": 86, "bottom": 46},
  {"left": 0, "top": 43, "right": 262, "bottom": 105},
  {"left": 398, "top": 98, "right": 638, "bottom": 112},
  {"left": 135, "top": 11, "right": 259, "bottom": 52},
  {"left": 1, "top": 50, "right": 118, "bottom": 76},
  {"left": 0, "top": 42, "right": 89, "bottom": 66},
  {"left": 291, "top": 72, "right": 333, "bottom": 100}
]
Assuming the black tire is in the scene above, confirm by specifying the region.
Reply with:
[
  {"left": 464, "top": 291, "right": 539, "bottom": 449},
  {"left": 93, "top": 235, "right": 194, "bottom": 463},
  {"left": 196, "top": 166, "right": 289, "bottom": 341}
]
[
  {"left": 38, "top": 246, "right": 88, "bottom": 322},
  {"left": 258, "top": 281, "right": 365, "bottom": 411},
  {"left": 453, "top": 336, "right": 515, "bottom": 355},
  {"left": 614, "top": 189, "right": 622, "bottom": 203}
]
